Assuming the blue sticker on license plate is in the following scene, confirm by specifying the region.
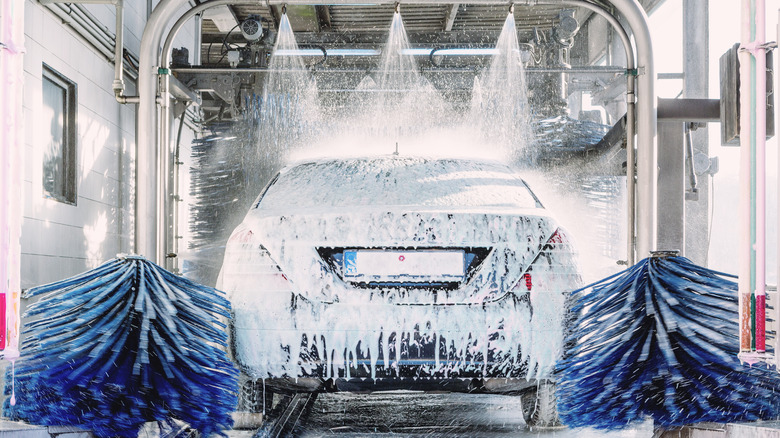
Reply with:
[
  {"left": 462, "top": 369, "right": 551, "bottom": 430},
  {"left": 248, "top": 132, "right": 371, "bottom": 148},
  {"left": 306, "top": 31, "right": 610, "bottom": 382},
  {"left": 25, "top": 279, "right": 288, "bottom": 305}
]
[{"left": 343, "top": 250, "right": 358, "bottom": 276}]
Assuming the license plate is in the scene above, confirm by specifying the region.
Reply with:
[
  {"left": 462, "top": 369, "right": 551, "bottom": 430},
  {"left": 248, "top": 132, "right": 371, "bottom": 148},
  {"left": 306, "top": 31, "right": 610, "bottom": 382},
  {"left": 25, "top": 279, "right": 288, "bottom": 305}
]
[{"left": 343, "top": 250, "right": 465, "bottom": 282}]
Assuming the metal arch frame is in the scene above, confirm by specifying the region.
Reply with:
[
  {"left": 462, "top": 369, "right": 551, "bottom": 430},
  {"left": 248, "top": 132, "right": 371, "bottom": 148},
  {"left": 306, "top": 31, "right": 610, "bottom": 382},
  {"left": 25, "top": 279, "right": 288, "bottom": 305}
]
[{"left": 136, "top": 0, "right": 656, "bottom": 266}]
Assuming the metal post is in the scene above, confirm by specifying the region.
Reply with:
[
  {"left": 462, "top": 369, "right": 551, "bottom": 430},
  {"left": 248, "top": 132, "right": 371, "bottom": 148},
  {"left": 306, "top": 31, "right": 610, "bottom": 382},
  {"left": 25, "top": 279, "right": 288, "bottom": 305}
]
[
  {"left": 193, "top": 13, "right": 202, "bottom": 65},
  {"left": 738, "top": 0, "right": 767, "bottom": 361},
  {"left": 683, "top": 0, "right": 710, "bottom": 266},
  {"left": 0, "top": 0, "right": 25, "bottom": 360},
  {"left": 657, "top": 121, "right": 685, "bottom": 253},
  {"left": 775, "top": 7, "right": 779, "bottom": 366},
  {"left": 609, "top": 0, "right": 656, "bottom": 260},
  {"left": 137, "top": 0, "right": 189, "bottom": 261}
]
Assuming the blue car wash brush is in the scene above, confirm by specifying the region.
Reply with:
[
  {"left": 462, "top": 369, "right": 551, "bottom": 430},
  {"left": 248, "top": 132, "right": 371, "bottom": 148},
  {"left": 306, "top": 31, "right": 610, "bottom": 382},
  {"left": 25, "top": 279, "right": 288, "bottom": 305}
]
[
  {"left": 4, "top": 255, "right": 238, "bottom": 437},
  {"left": 556, "top": 252, "right": 780, "bottom": 429}
]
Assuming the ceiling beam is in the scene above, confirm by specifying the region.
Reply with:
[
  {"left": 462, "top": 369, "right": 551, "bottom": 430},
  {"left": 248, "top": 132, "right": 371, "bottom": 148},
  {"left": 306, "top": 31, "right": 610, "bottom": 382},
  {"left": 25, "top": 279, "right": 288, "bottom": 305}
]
[
  {"left": 443, "top": 3, "right": 459, "bottom": 31},
  {"left": 225, "top": 4, "right": 240, "bottom": 24},
  {"left": 639, "top": 0, "right": 666, "bottom": 14},
  {"left": 315, "top": 5, "right": 332, "bottom": 31},
  {"left": 269, "top": 5, "right": 281, "bottom": 30}
]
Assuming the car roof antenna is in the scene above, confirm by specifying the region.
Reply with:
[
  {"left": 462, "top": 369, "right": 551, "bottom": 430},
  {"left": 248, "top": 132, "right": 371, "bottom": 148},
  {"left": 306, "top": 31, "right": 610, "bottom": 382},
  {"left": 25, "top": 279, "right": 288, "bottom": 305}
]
[{"left": 393, "top": 142, "right": 399, "bottom": 155}]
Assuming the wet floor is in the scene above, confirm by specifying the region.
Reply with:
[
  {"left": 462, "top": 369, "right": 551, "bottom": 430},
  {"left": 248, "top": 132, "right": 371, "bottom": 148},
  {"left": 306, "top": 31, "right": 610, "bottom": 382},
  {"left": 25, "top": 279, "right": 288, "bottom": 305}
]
[{"left": 227, "top": 392, "right": 654, "bottom": 437}]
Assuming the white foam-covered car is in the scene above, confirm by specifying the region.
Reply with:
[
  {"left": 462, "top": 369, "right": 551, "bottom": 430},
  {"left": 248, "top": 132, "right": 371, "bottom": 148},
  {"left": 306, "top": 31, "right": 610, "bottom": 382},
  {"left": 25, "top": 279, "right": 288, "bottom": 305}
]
[{"left": 219, "top": 155, "right": 581, "bottom": 426}]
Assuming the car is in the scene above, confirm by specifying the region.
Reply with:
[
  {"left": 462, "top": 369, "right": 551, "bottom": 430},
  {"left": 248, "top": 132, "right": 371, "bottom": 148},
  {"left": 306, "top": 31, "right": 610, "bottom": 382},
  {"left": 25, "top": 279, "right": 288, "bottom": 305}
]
[{"left": 218, "top": 155, "right": 581, "bottom": 427}]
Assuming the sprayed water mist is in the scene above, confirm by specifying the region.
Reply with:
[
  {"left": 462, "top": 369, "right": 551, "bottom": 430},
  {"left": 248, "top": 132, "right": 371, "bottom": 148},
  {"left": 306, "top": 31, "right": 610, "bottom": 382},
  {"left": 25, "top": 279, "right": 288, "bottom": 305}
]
[{"left": 194, "top": 12, "right": 625, "bottom": 382}]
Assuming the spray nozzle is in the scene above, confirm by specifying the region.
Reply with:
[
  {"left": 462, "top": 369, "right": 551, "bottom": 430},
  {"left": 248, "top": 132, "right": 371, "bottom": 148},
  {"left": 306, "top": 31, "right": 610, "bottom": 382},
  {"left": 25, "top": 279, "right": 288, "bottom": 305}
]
[
  {"left": 395, "top": 2, "right": 400, "bottom": 13},
  {"left": 282, "top": 4, "right": 287, "bottom": 15},
  {"left": 509, "top": 3, "right": 514, "bottom": 14}
]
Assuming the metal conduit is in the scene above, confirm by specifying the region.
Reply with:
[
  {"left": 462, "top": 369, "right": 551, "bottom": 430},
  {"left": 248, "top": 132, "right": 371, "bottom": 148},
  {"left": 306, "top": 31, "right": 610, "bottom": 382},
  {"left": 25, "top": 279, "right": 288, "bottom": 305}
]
[
  {"left": 525, "top": 0, "right": 637, "bottom": 265},
  {"left": 41, "top": 1, "right": 139, "bottom": 81},
  {"left": 158, "top": 0, "right": 259, "bottom": 270},
  {"left": 137, "top": 0, "right": 655, "bottom": 265},
  {"left": 610, "top": 0, "right": 656, "bottom": 260},
  {"left": 171, "top": 66, "right": 629, "bottom": 74},
  {"left": 137, "top": 0, "right": 182, "bottom": 262}
]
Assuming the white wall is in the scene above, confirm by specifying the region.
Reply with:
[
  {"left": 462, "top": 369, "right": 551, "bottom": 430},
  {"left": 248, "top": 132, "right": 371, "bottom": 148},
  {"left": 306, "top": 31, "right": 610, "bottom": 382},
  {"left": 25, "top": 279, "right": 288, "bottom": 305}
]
[{"left": 20, "top": 0, "right": 199, "bottom": 289}]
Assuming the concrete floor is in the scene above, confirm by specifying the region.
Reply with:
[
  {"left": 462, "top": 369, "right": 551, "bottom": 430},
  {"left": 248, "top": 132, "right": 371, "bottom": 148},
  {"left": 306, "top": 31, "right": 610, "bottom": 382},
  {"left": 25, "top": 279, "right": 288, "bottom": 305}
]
[
  {"left": 224, "top": 393, "right": 780, "bottom": 438},
  {"left": 2, "top": 394, "right": 780, "bottom": 437},
  {"left": 227, "top": 392, "right": 656, "bottom": 437}
]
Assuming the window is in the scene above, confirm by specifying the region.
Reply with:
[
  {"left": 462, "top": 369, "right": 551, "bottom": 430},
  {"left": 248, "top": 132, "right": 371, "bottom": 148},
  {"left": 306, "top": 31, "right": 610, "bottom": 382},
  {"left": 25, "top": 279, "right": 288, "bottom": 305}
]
[{"left": 42, "top": 64, "right": 77, "bottom": 204}]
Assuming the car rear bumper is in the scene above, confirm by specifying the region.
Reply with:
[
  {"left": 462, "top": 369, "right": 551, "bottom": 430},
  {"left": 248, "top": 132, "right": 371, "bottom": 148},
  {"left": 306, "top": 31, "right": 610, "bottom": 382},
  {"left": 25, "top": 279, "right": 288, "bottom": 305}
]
[
  {"left": 233, "top": 290, "right": 569, "bottom": 384},
  {"left": 260, "top": 376, "right": 542, "bottom": 395}
]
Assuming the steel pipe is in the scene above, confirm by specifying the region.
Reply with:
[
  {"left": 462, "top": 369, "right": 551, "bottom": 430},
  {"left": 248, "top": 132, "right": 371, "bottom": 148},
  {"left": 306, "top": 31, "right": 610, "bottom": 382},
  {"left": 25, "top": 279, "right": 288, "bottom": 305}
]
[
  {"left": 137, "top": 0, "right": 188, "bottom": 261},
  {"left": 112, "top": 0, "right": 128, "bottom": 100},
  {"left": 45, "top": 4, "right": 114, "bottom": 60},
  {"left": 171, "top": 66, "right": 628, "bottom": 74},
  {"left": 610, "top": 0, "right": 656, "bottom": 260},
  {"left": 68, "top": 5, "right": 116, "bottom": 50},
  {"left": 538, "top": 0, "right": 638, "bottom": 265},
  {"left": 159, "top": 0, "right": 259, "bottom": 270},
  {"left": 41, "top": 0, "right": 140, "bottom": 96}
]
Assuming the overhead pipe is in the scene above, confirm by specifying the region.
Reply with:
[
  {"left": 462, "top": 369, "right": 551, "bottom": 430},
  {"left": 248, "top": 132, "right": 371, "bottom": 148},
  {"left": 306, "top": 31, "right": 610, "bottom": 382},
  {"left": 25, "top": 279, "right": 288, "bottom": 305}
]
[
  {"left": 42, "top": 4, "right": 115, "bottom": 61},
  {"left": 39, "top": 0, "right": 140, "bottom": 103},
  {"left": 110, "top": 0, "right": 140, "bottom": 104},
  {"left": 39, "top": 1, "right": 118, "bottom": 60},
  {"left": 137, "top": 0, "right": 654, "bottom": 265},
  {"left": 63, "top": 4, "right": 116, "bottom": 50}
]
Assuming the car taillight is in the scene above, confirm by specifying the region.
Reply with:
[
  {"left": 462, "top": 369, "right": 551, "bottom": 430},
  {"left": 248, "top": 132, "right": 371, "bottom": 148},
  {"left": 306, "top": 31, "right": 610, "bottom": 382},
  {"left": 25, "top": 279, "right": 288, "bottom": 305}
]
[
  {"left": 544, "top": 228, "right": 569, "bottom": 247},
  {"left": 511, "top": 228, "right": 570, "bottom": 294},
  {"left": 224, "top": 226, "right": 292, "bottom": 293},
  {"left": 512, "top": 272, "right": 533, "bottom": 293}
]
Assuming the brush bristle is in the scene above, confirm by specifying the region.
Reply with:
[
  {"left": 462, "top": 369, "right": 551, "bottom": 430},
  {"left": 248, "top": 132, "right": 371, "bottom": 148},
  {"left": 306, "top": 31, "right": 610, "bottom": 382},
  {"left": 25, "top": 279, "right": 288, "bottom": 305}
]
[
  {"left": 556, "top": 256, "right": 780, "bottom": 429},
  {"left": 4, "top": 256, "right": 238, "bottom": 438}
]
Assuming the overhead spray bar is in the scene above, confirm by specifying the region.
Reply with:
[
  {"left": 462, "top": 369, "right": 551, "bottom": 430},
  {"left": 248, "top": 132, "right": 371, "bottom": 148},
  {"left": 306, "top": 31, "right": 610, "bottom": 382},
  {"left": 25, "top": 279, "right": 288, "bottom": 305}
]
[
  {"left": 136, "top": 0, "right": 655, "bottom": 267},
  {"left": 172, "top": 65, "right": 627, "bottom": 74}
]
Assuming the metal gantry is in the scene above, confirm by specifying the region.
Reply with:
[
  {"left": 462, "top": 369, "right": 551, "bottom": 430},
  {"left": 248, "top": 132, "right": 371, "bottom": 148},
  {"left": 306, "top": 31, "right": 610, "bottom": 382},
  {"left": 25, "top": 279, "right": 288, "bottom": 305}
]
[{"left": 134, "top": 0, "right": 657, "bottom": 271}]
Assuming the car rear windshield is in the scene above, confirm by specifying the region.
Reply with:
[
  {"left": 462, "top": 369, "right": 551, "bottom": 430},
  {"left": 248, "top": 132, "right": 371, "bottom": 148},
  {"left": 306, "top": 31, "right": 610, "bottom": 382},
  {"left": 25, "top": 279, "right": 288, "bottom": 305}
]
[{"left": 257, "top": 157, "right": 541, "bottom": 210}]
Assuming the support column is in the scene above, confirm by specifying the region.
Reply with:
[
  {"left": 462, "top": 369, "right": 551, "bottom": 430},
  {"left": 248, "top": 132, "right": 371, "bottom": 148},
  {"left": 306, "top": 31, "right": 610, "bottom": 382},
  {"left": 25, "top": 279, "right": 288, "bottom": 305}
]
[
  {"left": 683, "top": 0, "right": 710, "bottom": 265},
  {"left": 0, "top": 0, "right": 25, "bottom": 359},
  {"left": 657, "top": 122, "right": 686, "bottom": 253}
]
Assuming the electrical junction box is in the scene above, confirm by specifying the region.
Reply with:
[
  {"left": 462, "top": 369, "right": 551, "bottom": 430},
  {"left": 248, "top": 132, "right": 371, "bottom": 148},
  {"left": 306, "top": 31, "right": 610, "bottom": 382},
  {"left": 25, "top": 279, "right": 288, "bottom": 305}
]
[{"left": 720, "top": 43, "right": 775, "bottom": 146}]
